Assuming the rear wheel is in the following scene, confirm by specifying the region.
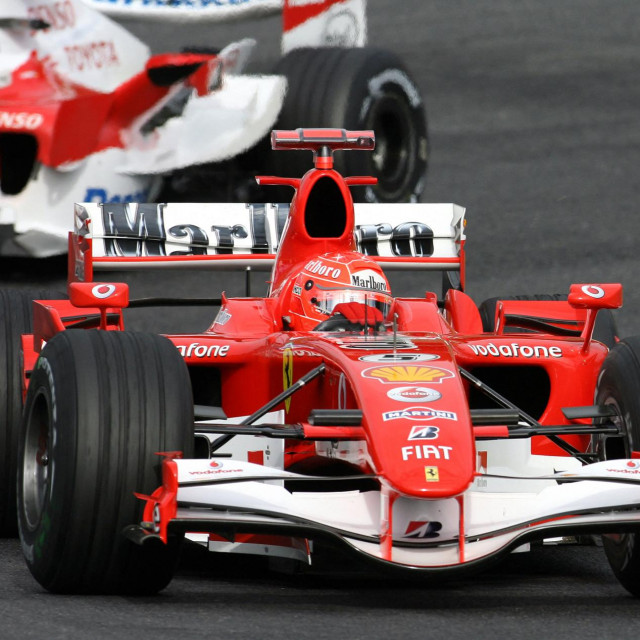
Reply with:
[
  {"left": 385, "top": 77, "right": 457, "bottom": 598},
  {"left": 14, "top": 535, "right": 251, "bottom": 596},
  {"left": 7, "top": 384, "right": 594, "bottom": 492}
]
[
  {"left": 0, "top": 289, "right": 63, "bottom": 536},
  {"left": 17, "top": 330, "right": 193, "bottom": 594},
  {"left": 270, "top": 47, "right": 428, "bottom": 203},
  {"left": 595, "top": 336, "right": 640, "bottom": 596}
]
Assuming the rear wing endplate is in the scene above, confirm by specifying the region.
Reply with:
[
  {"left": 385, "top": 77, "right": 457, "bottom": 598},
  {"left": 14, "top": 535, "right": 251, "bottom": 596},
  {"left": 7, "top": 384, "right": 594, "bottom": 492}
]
[{"left": 70, "top": 201, "right": 466, "bottom": 283}]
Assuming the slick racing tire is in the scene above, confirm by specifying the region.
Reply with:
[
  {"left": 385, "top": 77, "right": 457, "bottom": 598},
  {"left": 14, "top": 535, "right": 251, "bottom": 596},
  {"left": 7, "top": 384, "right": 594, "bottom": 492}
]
[
  {"left": 271, "top": 47, "right": 428, "bottom": 203},
  {"left": 478, "top": 294, "right": 619, "bottom": 348},
  {"left": 595, "top": 336, "right": 640, "bottom": 597},
  {"left": 0, "top": 289, "right": 63, "bottom": 537},
  {"left": 17, "top": 330, "right": 194, "bottom": 595}
]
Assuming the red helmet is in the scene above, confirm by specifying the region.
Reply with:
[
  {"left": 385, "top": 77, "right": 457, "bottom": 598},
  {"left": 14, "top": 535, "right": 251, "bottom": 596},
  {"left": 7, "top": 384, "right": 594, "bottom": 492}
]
[{"left": 288, "top": 252, "right": 392, "bottom": 330}]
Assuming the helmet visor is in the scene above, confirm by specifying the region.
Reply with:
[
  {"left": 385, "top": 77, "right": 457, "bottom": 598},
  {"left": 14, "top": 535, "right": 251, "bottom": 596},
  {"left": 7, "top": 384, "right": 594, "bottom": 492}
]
[{"left": 313, "top": 289, "right": 392, "bottom": 320}]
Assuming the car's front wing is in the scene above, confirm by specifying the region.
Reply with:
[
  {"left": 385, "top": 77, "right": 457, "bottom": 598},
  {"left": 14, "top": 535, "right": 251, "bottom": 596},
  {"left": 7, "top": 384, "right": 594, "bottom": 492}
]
[{"left": 129, "top": 456, "right": 640, "bottom": 573}]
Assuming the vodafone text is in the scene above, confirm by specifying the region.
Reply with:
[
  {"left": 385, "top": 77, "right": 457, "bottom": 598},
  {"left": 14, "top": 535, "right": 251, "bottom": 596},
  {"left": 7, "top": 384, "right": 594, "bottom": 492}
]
[{"left": 468, "top": 343, "right": 562, "bottom": 358}]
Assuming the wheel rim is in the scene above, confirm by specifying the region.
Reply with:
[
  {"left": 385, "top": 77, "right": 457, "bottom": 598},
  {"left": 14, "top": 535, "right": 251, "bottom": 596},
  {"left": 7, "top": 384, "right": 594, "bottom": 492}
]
[
  {"left": 22, "top": 390, "right": 52, "bottom": 530},
  {"left": 598, "top": 394, "right": 636, "bottom": 551},
  {"left": 596, "top": 395, "right": 629, "bottom": 460}
]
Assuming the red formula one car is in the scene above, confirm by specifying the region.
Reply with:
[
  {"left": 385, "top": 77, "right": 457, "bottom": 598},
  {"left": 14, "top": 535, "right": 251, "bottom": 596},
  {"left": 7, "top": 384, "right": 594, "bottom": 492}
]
[{"left": 8, "top": 129, "right": 640, "bottom": 596}]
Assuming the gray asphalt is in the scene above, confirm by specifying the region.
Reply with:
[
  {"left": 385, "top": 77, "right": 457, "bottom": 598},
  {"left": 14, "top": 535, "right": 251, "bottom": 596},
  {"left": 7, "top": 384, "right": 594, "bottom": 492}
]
[{"left": 2, "top": 0, "right": 640, "bottom": 637}]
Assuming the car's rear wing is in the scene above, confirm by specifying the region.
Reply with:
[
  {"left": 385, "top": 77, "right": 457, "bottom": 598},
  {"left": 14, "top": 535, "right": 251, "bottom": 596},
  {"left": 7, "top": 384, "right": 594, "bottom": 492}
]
[
  {"left": 79, "top": 0, "right": 367, "bottom": 53},
  {"left": 79, "top": 0, "right": 283, "bottom": 22},
  {"left": 69, "top": 201, "right": 466, "bottom": 283}
]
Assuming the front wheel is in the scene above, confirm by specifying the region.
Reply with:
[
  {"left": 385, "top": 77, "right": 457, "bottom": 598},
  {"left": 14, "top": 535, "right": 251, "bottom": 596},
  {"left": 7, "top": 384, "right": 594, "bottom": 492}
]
[
  {"left": 17, "top": 330, "right": 194, "bottom": 594},
  {"left": 595, "top": 336, "right": 640, "bottom": 596},
  {"left": 0, "top": 288, "right": 63, "bottom": 536}
]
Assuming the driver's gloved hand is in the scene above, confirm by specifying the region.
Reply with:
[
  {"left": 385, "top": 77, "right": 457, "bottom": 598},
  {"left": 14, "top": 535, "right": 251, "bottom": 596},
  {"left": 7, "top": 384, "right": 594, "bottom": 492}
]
[{"left": 332, "top": 302, "right": 383, "bottom": 326}]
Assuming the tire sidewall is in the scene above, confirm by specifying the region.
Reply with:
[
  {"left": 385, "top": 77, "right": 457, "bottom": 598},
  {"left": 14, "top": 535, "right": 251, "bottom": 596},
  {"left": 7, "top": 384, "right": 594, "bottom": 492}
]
[
  {"left": 18, "top": 351, "right": 77, "bottom": 586},
  {"left": 0, "top": 289, "right": 64, "bottom": 536},
  {"left": 17, "top": 330, "right": 194, "bottom": 594},
  {"left": 596, "top": 338, "right": 640, "bottom": 589}
]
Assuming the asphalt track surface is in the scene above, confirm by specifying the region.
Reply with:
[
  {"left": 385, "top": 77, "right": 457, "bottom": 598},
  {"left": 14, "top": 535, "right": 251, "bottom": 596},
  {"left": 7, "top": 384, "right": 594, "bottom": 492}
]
[{"left": 2, "top": 1, "right": 640, "bottom": 637}]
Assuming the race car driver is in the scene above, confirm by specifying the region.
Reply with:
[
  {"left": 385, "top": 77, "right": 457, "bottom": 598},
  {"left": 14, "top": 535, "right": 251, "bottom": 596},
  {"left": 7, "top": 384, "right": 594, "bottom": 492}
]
[{"left": 287, "top": 251, "right": 393, "bottom": 331}]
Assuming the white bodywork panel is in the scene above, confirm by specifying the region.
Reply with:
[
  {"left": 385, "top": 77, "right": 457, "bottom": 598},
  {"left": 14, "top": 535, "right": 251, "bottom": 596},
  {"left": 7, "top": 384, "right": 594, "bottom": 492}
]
[
  {"left": 172, "top": 454, "right": 640, "bottom": 568},
  {"left": 1, "top": 148, "right": 159, "bottom": 257},
  {"left": 281, "top": 0, "right": 366, "bottom": 53},
  {"left": 79, "top": 0, "right": 283, "bottom": 23},
  {"left": 118, "top": 75, "right": 287, "bottom": 174},
  {"left": 0, "top": 0, "right": 149, "bottom": 93},
  {"left": 77, "top": 0, "right": 368, "bottom": 54},
  {"left": 74, "top": 201, "right": 465, "bottom": 270}
]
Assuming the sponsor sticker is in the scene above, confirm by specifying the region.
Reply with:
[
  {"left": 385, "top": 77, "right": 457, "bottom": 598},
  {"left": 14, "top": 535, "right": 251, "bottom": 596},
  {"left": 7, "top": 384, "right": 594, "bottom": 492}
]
[
  {"left": 359, "top": 353, "right": 439, "bottom": 363},
  {"left": 0, "top": 111, "right": 44, "bottom": 130},
  {"left": 402, "top": 445, "right": 452, "bottom": 461},
  {"left": 177, "top": 343, "right": 229, "bottom": 358},
  {"left": 582, "top": 285, "right": 605, "bottom": 299},
  {"left": 402, "top": 521, "right": 442, "bottom": 539},
  {"left": 64, "top": 41, "right": 120, "bottom": 72},
  {"left": 387, "top": 387, "right": 441, "bottom": 403},
  {"left": 382, "top": 408, "right": 456, "bottom": 422},
  {"left": 363, "top": 365, "right": 454, "bottom": 384},
  {"left": 424, "top": 467, "right": 440, "bottom": 482},
  {"left": 214, "top": 309, "right": 232, "bottom": 326},
  {"left": 351, "top": 269, "right": 388, "bottom": 291},
  {"left": 91, "top": 284, "right": 116, "bottom": 299},
  {"left": 305, "top": 259, "right": 342, "bottom": 279},
  {"left": 407, "top": 425, "right": 439, "bottom": 440},
  {"left": 188, "top": 460, "right": 243, "bottom": 475},
  {"left": 476, "top": 451, "right": 488, "bottom": 487},
  {"left": 468, "top": 343, "right": 563, "bottom": 358},
  {"left": 606, "top": 460, "right": 640, "bottom": 474}
]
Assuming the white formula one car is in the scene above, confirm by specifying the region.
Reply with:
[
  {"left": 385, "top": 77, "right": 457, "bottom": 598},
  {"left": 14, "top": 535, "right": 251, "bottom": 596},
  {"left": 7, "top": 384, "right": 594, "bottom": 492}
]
[{"left": 0, "top": 0, "right": 428, "bottom": 256}]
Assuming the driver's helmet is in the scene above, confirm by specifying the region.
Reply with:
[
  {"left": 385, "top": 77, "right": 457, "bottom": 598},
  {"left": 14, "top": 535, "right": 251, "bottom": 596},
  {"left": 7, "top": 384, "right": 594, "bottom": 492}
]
[{"left": 288, "top": 251, "right": 392, "bottom": 330}]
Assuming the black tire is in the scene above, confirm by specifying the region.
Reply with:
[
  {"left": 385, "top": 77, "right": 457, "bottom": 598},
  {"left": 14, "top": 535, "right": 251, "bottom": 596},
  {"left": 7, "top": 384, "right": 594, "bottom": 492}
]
[
  {"left": 0, "top": 289, "right": 64, "bottom": 536},
  {"left": 479, "top": 294, "right": 619, "bottom": 347},
  {"left": 595, "top": 336, "right": 640, "bottom": 596},
  {"left": 17, "top": 330, "right": 194, "bottom": 594},
  {"left": 270, "top": 47, "right": 428, "bottom": 203}
]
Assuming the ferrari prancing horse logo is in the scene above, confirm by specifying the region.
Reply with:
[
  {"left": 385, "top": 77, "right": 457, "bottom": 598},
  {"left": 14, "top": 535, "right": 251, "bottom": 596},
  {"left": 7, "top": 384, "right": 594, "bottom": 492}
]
[
  {"left": 424, "top": 466, "right": 440, "bottom": 482},
  {"left": 283, "top": 347, "right": 293, "bottom": 412}
]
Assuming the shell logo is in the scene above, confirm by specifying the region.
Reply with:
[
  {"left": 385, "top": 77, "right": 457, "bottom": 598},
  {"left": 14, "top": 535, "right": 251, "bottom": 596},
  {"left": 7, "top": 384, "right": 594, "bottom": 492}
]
[{"left": 362, "top": 366, "right": 454, "bottom": 384}]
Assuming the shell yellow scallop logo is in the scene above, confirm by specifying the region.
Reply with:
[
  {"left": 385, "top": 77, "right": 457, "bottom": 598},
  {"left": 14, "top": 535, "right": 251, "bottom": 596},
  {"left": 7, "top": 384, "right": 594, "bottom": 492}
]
[{"left": 362, "top": 366, "right": 454, "bottom": 384}]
